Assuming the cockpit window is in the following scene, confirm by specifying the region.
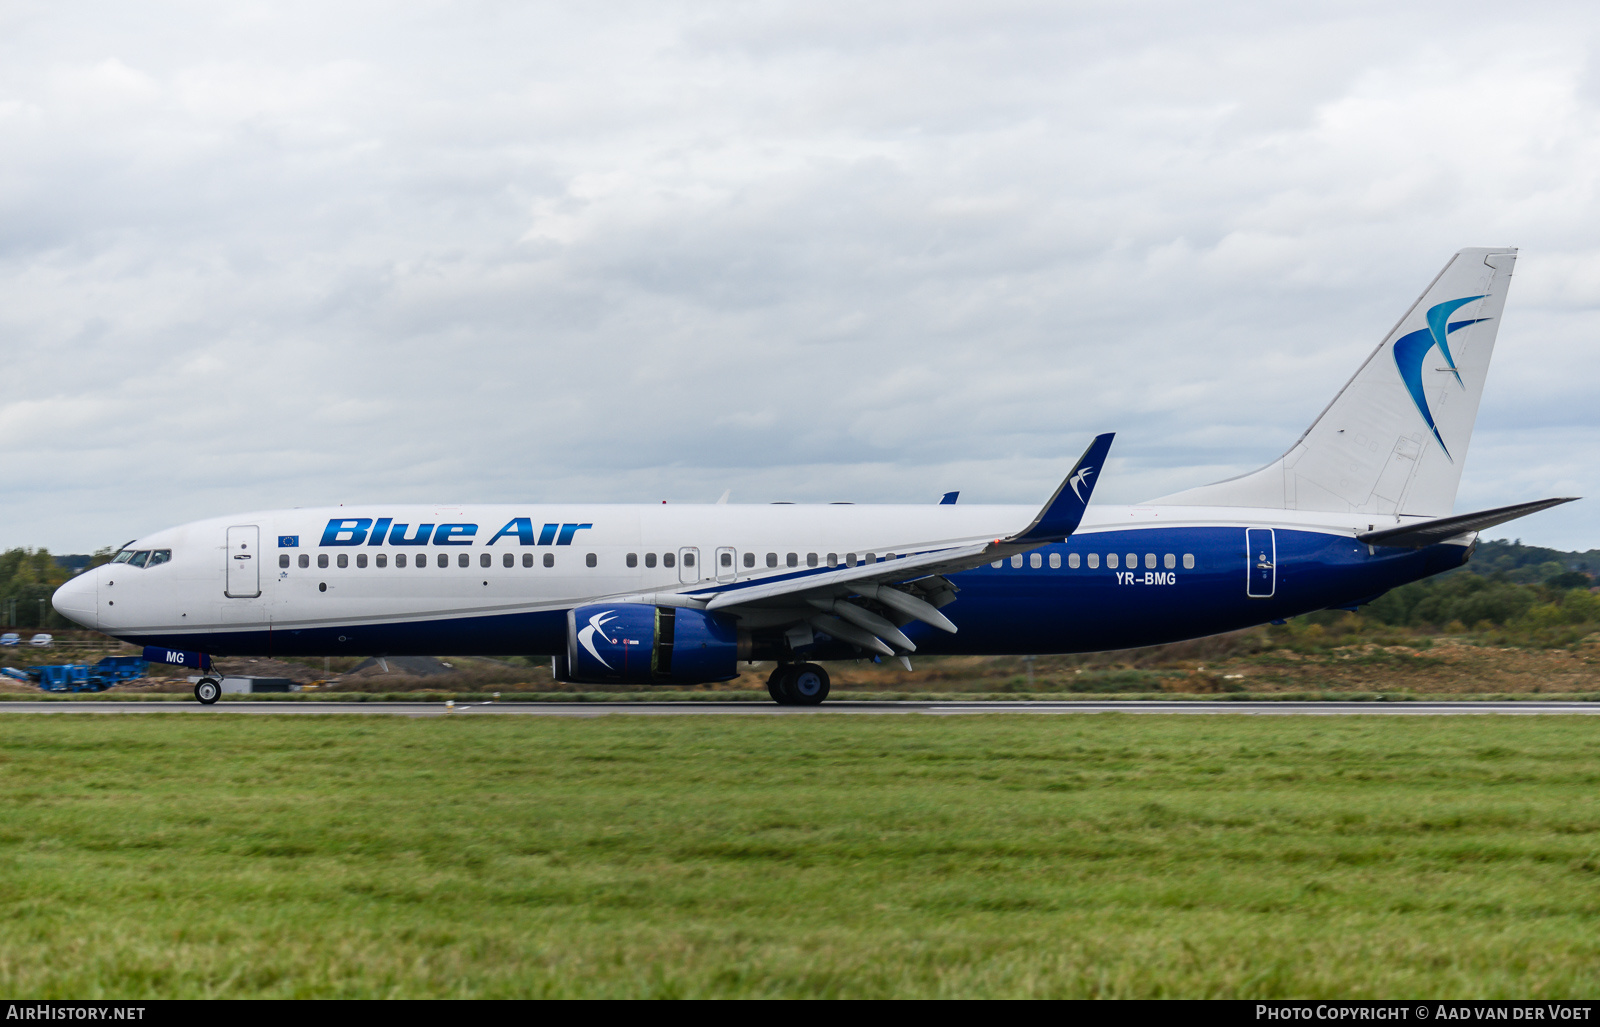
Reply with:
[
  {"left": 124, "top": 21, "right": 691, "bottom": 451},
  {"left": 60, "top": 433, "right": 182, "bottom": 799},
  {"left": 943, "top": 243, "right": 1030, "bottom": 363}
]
[{"left": 114, "top": 549, "right": 170, "bottom": 568}]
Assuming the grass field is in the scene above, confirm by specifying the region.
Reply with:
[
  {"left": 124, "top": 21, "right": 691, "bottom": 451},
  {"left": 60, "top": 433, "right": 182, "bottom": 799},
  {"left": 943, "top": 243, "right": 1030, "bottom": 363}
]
[{"left": 2, "top": 714, "right": 1599, "bottom": 998}]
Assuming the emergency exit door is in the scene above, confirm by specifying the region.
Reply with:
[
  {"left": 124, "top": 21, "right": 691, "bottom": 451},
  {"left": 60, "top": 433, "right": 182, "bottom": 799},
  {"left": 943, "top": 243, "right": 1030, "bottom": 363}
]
[
  {"left": 226, "top": 525, "right": 261, "bottom": 598},
  {"left": 1246, "top": 528, "right": 1275, "bottom": 598}
]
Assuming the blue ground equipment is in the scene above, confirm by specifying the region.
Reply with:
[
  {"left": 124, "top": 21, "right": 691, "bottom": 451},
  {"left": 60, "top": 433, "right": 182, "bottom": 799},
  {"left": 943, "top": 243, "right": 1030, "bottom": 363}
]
[
  {"left": 10, "top": 656, "right": 147, "bottom": 692},
  {"left": 92, "top": 655, "right": 148, "bottom": 684}
]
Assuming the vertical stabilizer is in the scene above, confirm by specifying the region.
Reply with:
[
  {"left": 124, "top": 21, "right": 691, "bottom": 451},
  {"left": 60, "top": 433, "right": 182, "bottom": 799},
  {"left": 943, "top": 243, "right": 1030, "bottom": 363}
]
[{"left": 1147, "top": 247, "right": 1516, "bottom": 517}]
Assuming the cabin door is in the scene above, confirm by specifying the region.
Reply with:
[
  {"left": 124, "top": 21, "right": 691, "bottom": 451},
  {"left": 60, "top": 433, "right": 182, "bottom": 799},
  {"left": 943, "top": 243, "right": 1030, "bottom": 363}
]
[
  {"left": 1245, "top": 528, "right": 1275, "bottom": 598},
  {"left": 226, "top": 525, "right": 261, "bottom": 598}
]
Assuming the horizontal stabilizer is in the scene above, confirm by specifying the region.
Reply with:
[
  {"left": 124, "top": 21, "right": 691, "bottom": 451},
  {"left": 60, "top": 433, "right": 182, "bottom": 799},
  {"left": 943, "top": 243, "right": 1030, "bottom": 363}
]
[{"left": 1358, "top": 497, "right": 1578, "bottom": 549}]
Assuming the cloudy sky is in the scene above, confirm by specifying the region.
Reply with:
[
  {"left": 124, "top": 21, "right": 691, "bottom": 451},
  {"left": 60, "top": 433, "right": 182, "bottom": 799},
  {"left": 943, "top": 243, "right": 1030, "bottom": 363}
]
[{"left": 3, "top": 1, "right": 1599, "bottom": 552}]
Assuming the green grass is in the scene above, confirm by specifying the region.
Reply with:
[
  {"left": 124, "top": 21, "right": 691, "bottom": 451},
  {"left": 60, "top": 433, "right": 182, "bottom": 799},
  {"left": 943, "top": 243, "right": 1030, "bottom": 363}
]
[{"left": 2, "top": 714, "right": 1600, "bottom": 997}]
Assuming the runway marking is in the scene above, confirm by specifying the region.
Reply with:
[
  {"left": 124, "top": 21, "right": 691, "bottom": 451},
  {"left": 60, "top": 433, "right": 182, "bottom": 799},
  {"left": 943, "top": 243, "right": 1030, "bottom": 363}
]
[{"left": 2, "top": 701, "right": 1600, "bottom": 717}]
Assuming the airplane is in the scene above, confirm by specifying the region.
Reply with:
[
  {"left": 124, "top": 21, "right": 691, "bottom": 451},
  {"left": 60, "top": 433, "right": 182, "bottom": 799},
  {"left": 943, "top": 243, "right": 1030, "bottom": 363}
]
[{"left": 52, "top": 246, "right": 1575, "bottom": 705}]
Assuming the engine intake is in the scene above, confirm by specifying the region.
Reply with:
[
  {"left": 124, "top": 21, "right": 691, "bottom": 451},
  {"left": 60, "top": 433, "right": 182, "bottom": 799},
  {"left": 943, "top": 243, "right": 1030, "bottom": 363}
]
[{"left": 563, "top": 604, "right": 746, "bottom": 684}]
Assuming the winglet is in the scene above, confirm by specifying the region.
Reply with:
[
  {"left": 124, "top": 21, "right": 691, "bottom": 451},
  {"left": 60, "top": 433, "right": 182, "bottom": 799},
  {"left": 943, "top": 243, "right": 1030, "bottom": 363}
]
[
  {"left": 939, "top": 491, "right": 959, "bottom": 505},
  {"left": 1008, "top": 432, "right": 1115, "bottom": 544}
]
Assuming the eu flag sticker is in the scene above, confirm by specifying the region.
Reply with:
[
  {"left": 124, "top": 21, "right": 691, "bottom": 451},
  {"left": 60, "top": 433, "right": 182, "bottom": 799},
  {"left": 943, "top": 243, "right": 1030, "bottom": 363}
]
[{"left": 278, "top": 536, "right": 299, "bottom": 548}]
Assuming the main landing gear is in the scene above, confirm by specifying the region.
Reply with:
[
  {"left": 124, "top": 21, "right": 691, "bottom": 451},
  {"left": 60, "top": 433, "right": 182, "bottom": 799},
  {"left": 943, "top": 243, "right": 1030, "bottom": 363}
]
[
  {"left": 194, "top": 678, "right": 221, "bottom": 705},
  {"left": 767, "top": 663, "right": 830, "bottom": 706}
]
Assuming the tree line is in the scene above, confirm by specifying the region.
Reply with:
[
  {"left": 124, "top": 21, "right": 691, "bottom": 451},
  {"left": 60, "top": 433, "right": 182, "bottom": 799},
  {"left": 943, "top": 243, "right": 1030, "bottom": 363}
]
[{"left": 0, "top": 549, "right": 113, "bottom": 629}]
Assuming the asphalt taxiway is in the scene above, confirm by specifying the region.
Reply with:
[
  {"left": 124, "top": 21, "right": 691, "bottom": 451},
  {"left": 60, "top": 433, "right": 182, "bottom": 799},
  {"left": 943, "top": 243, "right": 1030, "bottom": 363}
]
[{"left": 2, "top": 700, "right": 1599, "bottom": 717}]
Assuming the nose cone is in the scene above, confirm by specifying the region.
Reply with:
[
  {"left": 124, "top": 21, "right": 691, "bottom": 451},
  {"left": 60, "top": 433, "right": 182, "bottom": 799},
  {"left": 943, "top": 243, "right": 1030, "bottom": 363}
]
[{"left": 52, "top": 570, "right": 98, "bottom": 630}]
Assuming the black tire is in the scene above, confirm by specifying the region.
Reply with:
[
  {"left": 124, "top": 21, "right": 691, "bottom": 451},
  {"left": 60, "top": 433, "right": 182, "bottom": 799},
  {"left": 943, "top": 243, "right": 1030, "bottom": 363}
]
[
  {"left": 767, "top": 665, "right": 796, "bottom": 705},
  {"left": 789, "top": 663, "right": 830, "bottom": 705},
  {"left": 194, "top": 678, "right": 221, "bottom": 705}
]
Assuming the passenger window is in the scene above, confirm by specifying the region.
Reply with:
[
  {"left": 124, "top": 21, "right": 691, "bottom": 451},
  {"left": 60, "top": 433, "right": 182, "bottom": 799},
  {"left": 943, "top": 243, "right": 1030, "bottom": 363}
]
[
  {"left": 664, "top": 553, "right": 675, "bottom": 568},
  {"left": 627, "top": 553, "right": 638, "bottom": 568},
  {"left": 1011, "top": 555, "right": 1023, "bottom": 568},
  {"left": 1145, "top": 553, "right": 1156, "bottom": 569},
  {"left": 1183, "top": 553, "right": 1195, "bottom": 569},
  {"left": 807, "top": 553, "right": 818, "bottom": 567},
  {"left": 1068, "top": 553, "right": 1080, "bottom": 569},
  {"left": 827, "top": 553, "right": 838, "bottom": 567},
  {"left": 504, "top": 553, "right": 514, "bottom": 568},
  {"left": 645, "top": 553, "right": 657, "bottom": 568},
  {"left": 148, "top": 550, "right": 171, "bottom": 567},
  {"left": 684, "top": 552, "right": 695, "bottom": 567},
  {"left": 377, "top": 554, "right": 388, "bottom": 568},
  {"left": 720, "top": 552, "right": 732, "bottom": 567},
  {"left": 1030, "top": 554, "right": 1042, "bottom": 569},
  {"left": 419, "top": 555, "right": 429, "bottom": 570},
  {"left": 991, "top": 560, "right": 1003, "bottom": 569},
  {"left": 337, "top": 554, "right": 348, "bottom": 569},
  {"left": 299, "top": 554, "right": 310, "bottom": 569},
  {"left": 846, "top": 553, "right": 857, "bottom": 567},
  {"left": 279, "top": 555, "right": 289, "bottom": 569},
  {"left": 456, "top": 553, "right": 468, "bottom": 568},
  {"left": 766, "top": 553, "right": 778, "bottom": 568},
  {"left": 743, "top": 552, "right": 754, "bottom": 568},
  {"left": 1127, "top": 553, "right": 1137, "bottom": 570},
  {"left": 480, "top": 553, "right": 491, "bottom": 568},
  {"left": 1087, "top": 553, "right": 1099, "bottom": 569},
  {"left": 1049, "top": 553, "right": 1060, "bottom": 569},
  {"left": 396, "top": 554, "right": 407, "bottom": 568},
  {"left": 787, "top": 553, "right": 798, "bottom": 568},
  {"left": 543, "top": 553, "right": 554, "bottom": 568},
  {"left": 438, "top": 554, "right": 449, "bottom": 568},
  {"left": 357, "top": 554, "right": 367, "bottom": 568},
  {"left": 1164, "top": 554, "right": 1175, "bottom": 569},
  {"left": 318, "top": 554, "right": 329, "bottom": 569},
  {"left": 1107, "top": 554, "right": 1118, "bottom": 569},
  {"left": 586, "top": 553, "right": 597, "bottom": 568},
  {"left": 521, "top": 553, "right": 532, "bottom": 568}
]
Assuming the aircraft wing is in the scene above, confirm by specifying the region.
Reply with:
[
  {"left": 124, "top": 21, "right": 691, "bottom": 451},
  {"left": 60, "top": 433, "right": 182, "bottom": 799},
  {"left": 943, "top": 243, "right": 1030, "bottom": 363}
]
[{"left": 689, "top": 434, "right": 1114, "bottom": 655}]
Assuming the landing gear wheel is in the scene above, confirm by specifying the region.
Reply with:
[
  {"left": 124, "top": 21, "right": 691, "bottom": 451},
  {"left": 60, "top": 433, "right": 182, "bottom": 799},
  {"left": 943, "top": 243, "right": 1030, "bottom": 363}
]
[
  {"left": 194, "top": 678, "right": 221, "bottom": 705},
  {"left": 767, "top": 665, "right": 797, "bottom": 705},
  {"left": 788, "top": 663, "right": 830, "bottom": 705}
]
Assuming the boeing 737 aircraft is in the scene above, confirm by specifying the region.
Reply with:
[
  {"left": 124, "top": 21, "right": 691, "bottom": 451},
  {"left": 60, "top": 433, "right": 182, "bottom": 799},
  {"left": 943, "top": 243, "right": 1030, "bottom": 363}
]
[{"left": 53, "top": 247, "right": 1573, "bottom": 704}]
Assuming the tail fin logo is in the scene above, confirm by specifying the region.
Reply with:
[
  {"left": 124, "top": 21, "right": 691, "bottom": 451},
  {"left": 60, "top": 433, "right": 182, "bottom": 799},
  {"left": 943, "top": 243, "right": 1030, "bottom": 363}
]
[
  {"left": 1391, "top": 295, "right": 1491, "bottom": 461},
  {"left": 1069, "top": 466, "right": 1096, "bottom": 502}
]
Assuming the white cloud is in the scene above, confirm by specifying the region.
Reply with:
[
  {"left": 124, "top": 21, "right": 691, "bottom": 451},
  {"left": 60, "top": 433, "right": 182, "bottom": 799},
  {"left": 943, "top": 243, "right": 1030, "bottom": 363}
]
[{"left": 2, "top": 1, "right": 1599, "bottom": 550}]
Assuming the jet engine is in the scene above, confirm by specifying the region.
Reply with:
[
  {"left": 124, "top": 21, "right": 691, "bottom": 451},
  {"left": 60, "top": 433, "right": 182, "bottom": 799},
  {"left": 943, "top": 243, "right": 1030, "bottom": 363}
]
[{"left": 561, "top": 604, "right": 748, "bottom": 684}]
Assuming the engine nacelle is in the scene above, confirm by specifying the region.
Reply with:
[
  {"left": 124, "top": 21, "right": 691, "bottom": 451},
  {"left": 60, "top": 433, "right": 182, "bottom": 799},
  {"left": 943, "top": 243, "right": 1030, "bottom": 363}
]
[{"left": 563, "top": 604, "right": 745, "bottom": 684}]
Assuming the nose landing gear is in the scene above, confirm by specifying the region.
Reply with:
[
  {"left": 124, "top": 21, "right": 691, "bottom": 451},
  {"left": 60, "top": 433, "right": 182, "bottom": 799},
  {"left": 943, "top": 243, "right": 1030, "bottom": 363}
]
[
  {"left": 766, "top": 663, "right": 830, "bottom": 706},
  {"left": 194, "top": 678, "right": 221, "bottom": 705}
]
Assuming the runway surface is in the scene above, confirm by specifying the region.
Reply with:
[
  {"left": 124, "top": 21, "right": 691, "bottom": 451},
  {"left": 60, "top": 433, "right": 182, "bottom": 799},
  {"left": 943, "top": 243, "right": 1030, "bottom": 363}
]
[{"left": 3, "top": 700, "right": 1600, "bottom": 717}]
